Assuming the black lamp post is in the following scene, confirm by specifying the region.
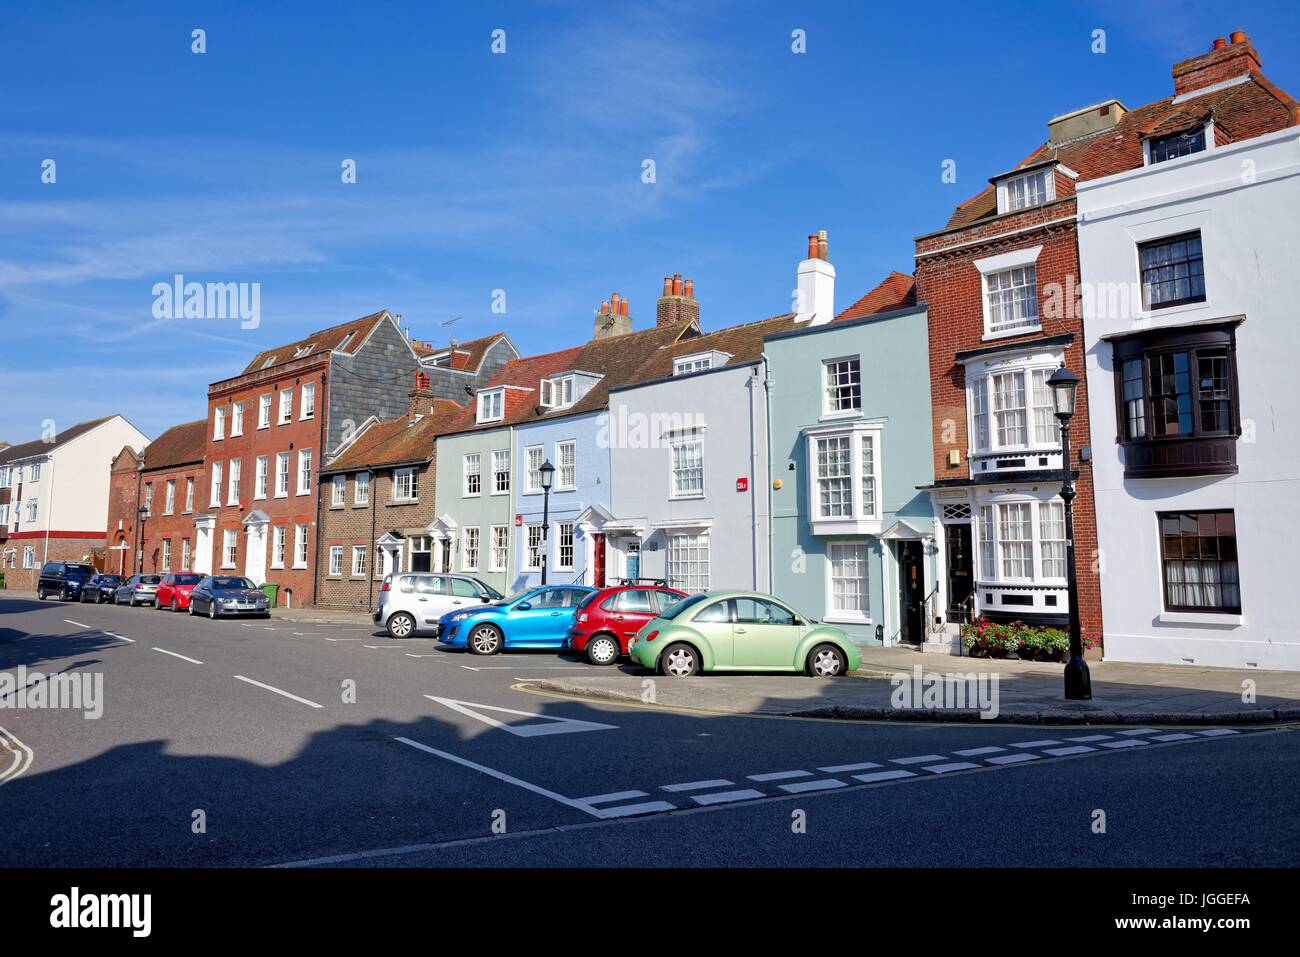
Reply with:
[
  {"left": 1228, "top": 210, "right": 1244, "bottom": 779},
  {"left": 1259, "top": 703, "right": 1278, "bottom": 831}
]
[
  {"left": 1047, "top": 365, "right": 1091, "bottom": 700},
  {"left": 538, "top": 460, "right": 555, "bottom": 585},
  {"left": 135, "top": 505, "right": 150, "bottom": 576}
]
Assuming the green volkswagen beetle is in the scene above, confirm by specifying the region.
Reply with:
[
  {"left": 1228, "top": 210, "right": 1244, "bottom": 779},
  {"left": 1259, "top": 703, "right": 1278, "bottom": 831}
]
[{"left": 628, "top": 590, "right": 861, "bottom": 678}]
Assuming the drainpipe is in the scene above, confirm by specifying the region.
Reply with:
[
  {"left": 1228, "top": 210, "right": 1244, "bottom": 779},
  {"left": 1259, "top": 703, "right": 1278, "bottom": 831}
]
[
  {"left": 42, "top": 456, "right": 55, "bottom": 565},
  {"left": 748, "top": 365, "right": 761, "bottom": 591},
  {"left": 133, "top": 460, "right": 143, "bottom": 575},
  {"left": 309, "top": 369, "right": 328, "bottom": 606},
  {"left": 367, "top": 466, "right": 377, "bottom": 612}
]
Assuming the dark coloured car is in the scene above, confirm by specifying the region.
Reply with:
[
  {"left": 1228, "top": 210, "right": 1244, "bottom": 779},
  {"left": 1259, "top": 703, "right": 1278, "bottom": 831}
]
[
  {"left": 114, "top": 574, "right": 162, "bottom": 606},
  {"left": 36, "top": 562, "right": 97, "bottom": 602},
  {"left": 81, "top": 573, "right": 123, "bottom": 603},
  {"left": 188, "top": 576, "right": 270, "bottom": 619},
  {"left": 567, "top": 583, "right": 689, "bottom": 664},
  {"left": 155, "top": 573, "right": 204, "bottom": 612}
]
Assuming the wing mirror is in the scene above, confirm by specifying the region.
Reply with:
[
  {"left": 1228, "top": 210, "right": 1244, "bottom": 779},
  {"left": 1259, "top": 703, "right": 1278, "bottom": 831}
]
[{"left": 516, "top": 601, "right": 532, "bottom": 611}]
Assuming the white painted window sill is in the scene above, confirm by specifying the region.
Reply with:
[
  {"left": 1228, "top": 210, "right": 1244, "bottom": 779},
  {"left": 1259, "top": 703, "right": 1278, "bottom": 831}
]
[
  {"left": 981, "top": 324, "right": 1042, "bottom": 343},
  {"left": 1157, "top": 611, "right": 1244, "bottom": 628}
]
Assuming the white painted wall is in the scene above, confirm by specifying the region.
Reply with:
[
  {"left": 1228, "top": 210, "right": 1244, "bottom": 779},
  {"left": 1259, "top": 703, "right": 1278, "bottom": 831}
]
[{"left": 1077, "top": 126, "right": 1300, "bottom": 669}]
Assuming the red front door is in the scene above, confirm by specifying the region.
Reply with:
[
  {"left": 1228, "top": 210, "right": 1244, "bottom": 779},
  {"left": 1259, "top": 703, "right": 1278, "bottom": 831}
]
[{"left": 592, "top": 534, "right": 606, "bottom": 588}]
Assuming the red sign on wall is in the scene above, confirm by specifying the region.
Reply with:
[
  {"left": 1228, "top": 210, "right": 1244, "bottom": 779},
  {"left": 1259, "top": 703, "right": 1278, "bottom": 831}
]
[
  {"left": 736, "top": 477, "right": 749, "bottom": 492},
  {"left": 515, "top": 514, "right": 523, "bottom": 527}
]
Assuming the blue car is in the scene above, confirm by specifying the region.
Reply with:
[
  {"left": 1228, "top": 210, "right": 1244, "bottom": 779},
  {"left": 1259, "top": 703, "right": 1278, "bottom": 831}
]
[{"left": 437, "top": 584, "right": 596, "bottom": 655}]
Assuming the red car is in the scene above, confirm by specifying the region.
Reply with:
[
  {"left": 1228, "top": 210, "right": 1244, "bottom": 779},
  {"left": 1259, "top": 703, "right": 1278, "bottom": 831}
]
[
  {"left": 154, "top": 572, "right": 205, "bottom": 612},
  {"left": 567, "top": 582, "right": 689, "bottom": 665}
]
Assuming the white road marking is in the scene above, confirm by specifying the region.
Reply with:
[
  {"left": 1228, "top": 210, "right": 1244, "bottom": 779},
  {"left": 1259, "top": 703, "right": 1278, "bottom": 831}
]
[
  {"left": 890, "top": 754, "right": 947, "bottom": 765},
  {"left": 0, "top": 725, "right": 35, "bottom": 786},
  {"left": 779, "top": 778, "right": 847, "bottom": 793},
  {"left": 105, "top": 632, "right": 134, "bottom": 643},
  {"left": 394, "top": 737, "right": 603, "bottom": 817},
  {"left": 922, "top": 762, "right": 982, "bottom": 774},
  {"left": 853, "top": 769, "right": 916, "bottom": 783},
  {"left": 589, "top": 800, "right": 677, "bottom": 818},
  {"left": 405, "top": 654, "right": 440, "bottom": 658},
  {"left": 324, "top": 637, "right": 363, "bottom": 642},
  {"left": 747, "top": 770, "right": 812, "bottom": 782},
  {"left": 233, "top": 675, "right": 324, "bottom": 709},
  {"left": 1152, "top": 732, "right": 1197, "bottom": 742},
  {"left": 661, "top": 779, "right": 734, "bottom": 792},
  {"left": 1117, "top": 728, "right": 1160, "bottom": 736},
  {"left": 1064, "top": 734, "right": 1112, "bottom": 742},
  {"left": 151, "top": 647, "right": 203, "bottom": 665},
  {"left": 1100, "top": 739, "right": 1149, "bottom": 749},
  {"left": 424, "top": 695, "right": 617, "bottom": 737},
  {"left": 953, "top": 746, "right": 1005, "bottom": 757},
  {"left": 817, "top": 761, "right": 881, "bottom": 773},
  {"left": 986, "top": 753, "right": 1041, "bottom": 765},
  {"left": 363, "top": 644, "right": 402, "bottom": 649},
  {"left": 1042, "top": 745, "right": 1096, "bottom": 756},
  {"left": 1197, "top": 728, "right": 1239, "bottom": 737},
  {"left": 63, "top": 619, "right": 90, "bottom": 629},
  {"left": 691, "top": 788, "right": 765, "bottom": 806},
  {"left": 575, "top": 790, "right": 649, "bottom": 804},
  {"left": 1009, "top": 740, "right": 1061, "bottom": 748}
]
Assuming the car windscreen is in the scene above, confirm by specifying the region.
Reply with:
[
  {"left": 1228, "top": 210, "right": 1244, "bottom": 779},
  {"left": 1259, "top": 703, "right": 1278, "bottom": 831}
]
[
  {"left": 501, "top": 590, "right": 533, "bottom": 606},
  {"left": 479, "top": 582, "right": 504, "bottom": 600},
  {"left": 211, "top": 577, "right": 254, "bottom": 590},
  {"left": 64, "top": 565, "right": 95, "bottom": 579},
  {"left": 101, "top": 576, "right": 121, "bottom": 585},
  {"left": 658, "top": 593, "right": 709, "bottom": 620}
]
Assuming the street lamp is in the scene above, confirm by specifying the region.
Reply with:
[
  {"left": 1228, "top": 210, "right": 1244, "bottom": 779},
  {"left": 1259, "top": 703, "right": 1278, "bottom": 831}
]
[
  {"left": 538, "top": 460, "right": 555, "bottom": 585},
  {"left": 1047, "top": 364, "right": 1091, "bottom": 701},
  {"left": 135, "top": 504, "right": 150, "bottom": 576}
]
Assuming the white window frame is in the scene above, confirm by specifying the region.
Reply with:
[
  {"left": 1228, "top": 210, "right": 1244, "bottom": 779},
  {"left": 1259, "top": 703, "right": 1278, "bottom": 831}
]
[
  {"left": 181, "top": 537, "right": 191, "bottom": 571},
  {"left": 489, "top": 525, "right": 508, "bottom": 572},
  {"left": 524, "top": 446, "right": 544, "bottom": 494},
  {"left": 351, "top": 544, "right": 367, "bottom": 578},
  {"left": 210, "top": 461, "right": 223, "bottom": 507},
  {"left": 393, "top": 467, "right": 418, "bottom": 503},
  {"left": 222, "top": 529, "right": 238, "bottom": 569},
  {"left": 300, "top": 382, "right": 316, "bottom": 420},
  {"left": 463, "top": 453, "right": 481, "bottom": 497},
  {"left": 804, "top": 422, "right": 883, "bottom": 535},
  {"left": 822, "top": 356, "right": 862, "bottom": 417},
  {"left": 164, "top": 479, "right": 176, "bottom": 515},
  {"left": 964, "top": 351, "right": 1063, "bottom": 457},
  {"left": 227, "top": 458, "right": 241, "bottom": 505},
  {"left": 477, "top": 388, "right": 504, "bottom": 423},
  {"left": 555, "top": 522, "right": 575, "bottom": 571},
  {"left": 271, "top": 525, "right": 286, "bottom": 569},
  {"left": 540, "top": 375, "right": 575, "bottom": 409},
  {"left": 974, "top": 245, "right": 1043, "bottom": 340},
  {"left": 297, "top": 449, "right": 312, "bottom": 496},
  {"left": 462, "top": 526, "right": 480, "bottom": 572},
  {"left": 293, "top": 524, "right": 308, "bottom": 569},
  {"left": 825, "top": 541, "right": 871, "bottom": 624},
  {"left": 214, "top": 406, "right": 226, "bottom": 441},
  {"left": 523, "top": 524, "right": 543, "bottom": 571},
  {"left": 555, "top": 440, "right": 576, "bottom": 491},
  {"left": 23, "top": 546, "right": 35, "bottom": 569},
  {"left": 673, "top": 351, "right": 729, "bottom": 376},
  {"left": 669, "top": 438, "right": 705, "bottom": 500},
  {"left": 329, "top": 545, "right": 343, "bottom": 577},
  {"left": 275, "top": 453, "right": 289, "bottom": 498},
  {"left": 354, "top": 472, "right": 369, "bottom": 505},
  {"left": 491, "top": 450, "right": 510, "bottom": 495},
  {"left": 162, "top": 538, "right": 172, "bottom": 572},
  {"left": 667, "top": 533, "right": 710, "bottom": 594},
  {"left": 973, "top": 497, "right": 1069, "bottom": 587},
  {"left": 258, "top": 394, "right": 272, "bottom": 429},
  {"left": 996, "top": 167, "right": 1055, "bottom": 215},
  {"left": 26, "top": 499, "right": 38, "bottom": 523},
  {"left": 184, "top": 477, "right": 194, "bottom": 512},
  {"left": 231, "top": 400, "right": 244, "bottom": 436},
  {"left": 255, "top": 456, "right": 269, "bottom": 500},
  {"left": 279, "top": 388, "right": 293, "bottom": 425},
  {"left": 331, "top": 474, "right": 346, "bottom": 507}
]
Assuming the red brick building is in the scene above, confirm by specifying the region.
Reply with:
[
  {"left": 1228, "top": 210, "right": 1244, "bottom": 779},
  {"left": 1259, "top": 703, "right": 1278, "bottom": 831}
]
[{"left": 105, "top": 421, "right": 207, "bottom": 577}]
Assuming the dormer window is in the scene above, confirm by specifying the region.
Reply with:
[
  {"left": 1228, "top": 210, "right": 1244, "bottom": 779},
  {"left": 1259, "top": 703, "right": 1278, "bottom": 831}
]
[
  {"left": 338, "top": 331, "right": 356, "bottom": 351},
  {"left": 540, "top": 376, "right": 574, "bottom": 409},
  {"left": 477, "top": 388, "right": 504, "bottom": 423},
  {"left": 293, "top": 344, "right": 314, "bottom": 358},
  {"left": 996, "top": 168, "right": 1055, "bottom": 215},
  {"left": 1147, "top": 126, "right": 1207, "bottom": 165},
  {"left": 673, "top": 351, "right": 731, "bottom": 376},
  {"left": 260, "top": 356, "right": 276, "bottom": 369}
]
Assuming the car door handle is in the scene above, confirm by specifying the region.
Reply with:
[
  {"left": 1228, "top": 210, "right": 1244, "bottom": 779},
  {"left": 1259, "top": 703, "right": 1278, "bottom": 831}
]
[
  {"left": 735, "top": 627, "right": 747, "bottom": 634},
  {"left": 614, "top": 615, "right": 625, "bottom": 620},
  {"left": 418, "top": 597, "right": 428, "bottom": 602},
  {"left": 550, "top": 611, "right": 561, "bottom": 616}
]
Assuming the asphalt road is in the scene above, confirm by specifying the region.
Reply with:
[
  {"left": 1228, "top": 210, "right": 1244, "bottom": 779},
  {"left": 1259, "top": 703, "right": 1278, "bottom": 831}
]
[{"left": 1, "top": 595, "right": 1296, "bottom": 867}]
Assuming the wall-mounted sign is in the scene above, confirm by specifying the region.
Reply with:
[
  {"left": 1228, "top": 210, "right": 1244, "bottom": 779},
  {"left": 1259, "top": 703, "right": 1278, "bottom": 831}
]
[{"left": 736, "top": 477, "right": 749, "bottom": 492}]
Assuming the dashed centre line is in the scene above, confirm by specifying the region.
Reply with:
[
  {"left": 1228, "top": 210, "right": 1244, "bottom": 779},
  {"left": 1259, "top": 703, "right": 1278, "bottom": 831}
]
[
  {"left": 151, "top": 647, "right": 203, "bottom": 665},
  {"left": 233, "top": 675, "right": 324, "bottom": 709}
]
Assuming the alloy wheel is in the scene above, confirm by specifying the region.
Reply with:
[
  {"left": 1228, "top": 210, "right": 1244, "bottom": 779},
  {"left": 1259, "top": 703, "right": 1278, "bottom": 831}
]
[
  {"left": 469, "top": 626, "right": 501, "bottom": 655},
  {"left": 664, "top": 646, "right": 697, "bottom": 677},
  {"left": 811, "top": 647, "right": 844, "bottom": 677},
  {"left": 588, "top": 636, "right": 618, "bottom": 665}
]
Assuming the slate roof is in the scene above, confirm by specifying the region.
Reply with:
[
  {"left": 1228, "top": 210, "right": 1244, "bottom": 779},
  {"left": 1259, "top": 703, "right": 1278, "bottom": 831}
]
[
  {"left": 943, "top": 71, "right": 1297, "bottom": 231},
  {"left": 142, "top": 420, "right": 206, "bottom": 471},
  {"left": 324, "top": 399, "right": 467, "bottom": 472},
  {"left": 836, "top": 271, "right": 918, "bottom": 321},
  {"left": 241, "top": 310, "right": 392, "bottom": 375},
  {"left": 0, "top": 416, "right": 116, "bottom": 464}
]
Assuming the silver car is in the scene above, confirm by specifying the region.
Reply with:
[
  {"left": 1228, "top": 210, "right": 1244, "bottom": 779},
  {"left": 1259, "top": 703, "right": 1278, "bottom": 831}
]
[
  {"left": 114, "top": 574, "right": 162, "bottom": 606},
  {"left": 374, "top": 573, "right": 503, "bottom": 638}
]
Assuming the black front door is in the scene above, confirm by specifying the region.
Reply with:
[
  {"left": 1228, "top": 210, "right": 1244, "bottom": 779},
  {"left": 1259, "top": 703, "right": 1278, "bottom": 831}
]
[
  {"left": 946, "top": 524, "right": 974, "bottom": 622},
  {"left": 899, "top": 540, "right": 924, "bottom": 643}
]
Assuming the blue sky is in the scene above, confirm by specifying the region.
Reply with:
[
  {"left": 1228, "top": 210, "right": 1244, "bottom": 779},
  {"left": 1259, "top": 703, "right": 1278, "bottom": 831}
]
[{"left": 2, "top": 0, "right": 1297, "bottom": 441}]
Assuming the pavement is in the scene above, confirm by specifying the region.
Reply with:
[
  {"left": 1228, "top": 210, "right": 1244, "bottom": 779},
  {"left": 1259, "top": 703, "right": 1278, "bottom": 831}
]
[{"left": 1, "top": 593, "right": 1297, "bottom": 866}]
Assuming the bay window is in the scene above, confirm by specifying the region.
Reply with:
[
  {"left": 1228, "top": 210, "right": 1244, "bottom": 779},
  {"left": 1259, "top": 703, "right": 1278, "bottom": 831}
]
[
  {"left": 805, "top": 423, "right": 882, "bottom": 535},
  {"left": 974, "top": 499, "right": 1068, "bottom": 585}
]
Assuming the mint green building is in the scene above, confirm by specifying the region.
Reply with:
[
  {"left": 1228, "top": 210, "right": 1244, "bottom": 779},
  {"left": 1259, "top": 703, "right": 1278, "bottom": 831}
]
[{"left": 764, "top": 300, "right": 935, "bottom": 647}]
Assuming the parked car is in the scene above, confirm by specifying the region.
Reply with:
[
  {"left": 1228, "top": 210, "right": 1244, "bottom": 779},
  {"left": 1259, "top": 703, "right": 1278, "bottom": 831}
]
[
  {"left": 187, "top": 576, "right": 270, "bottom": 619},
  {"left": 437, "top": 584, "right": 596, "bottom": 655},
  {"left": 628, "top": 591, "right": 861, "bottom": 678},
  {"left": 155, "top": 572, "right": 205, "bottom": 611},
  {"left": 567, "top": 583, "right": 688, "bottom": 664},
  {"left": 114, "top": 574, "right": 163, "bottom": 606},
  {"left": 374, "top": 573, "right": 504, "bottom": 639},
  {"left": 80, "top": 573, "right": 122, "bottom": 603},
  {"left": 36, "top": 561, "right": 97, "bottom": 601}
]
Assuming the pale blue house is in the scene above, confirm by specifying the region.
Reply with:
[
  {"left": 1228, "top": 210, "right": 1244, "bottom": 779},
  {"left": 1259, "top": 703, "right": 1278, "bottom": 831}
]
[{"left": 765, "top": 274, "right": 935, "bottom": 648}]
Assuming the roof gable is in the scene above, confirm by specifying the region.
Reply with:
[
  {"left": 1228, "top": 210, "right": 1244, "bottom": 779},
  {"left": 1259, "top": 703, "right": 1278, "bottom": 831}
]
[{"left": 240, "top": 310, "right": 393, "bottom": 375}]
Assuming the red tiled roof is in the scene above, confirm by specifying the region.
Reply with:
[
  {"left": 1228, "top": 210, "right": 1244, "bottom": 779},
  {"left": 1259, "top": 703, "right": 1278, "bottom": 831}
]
[
  {"left": 629, "top": 314, "right": 796, "bottom": 383},
  {"left": 836, "top": 271, "right": 917, "bottom": 321},
  {"left": 441, "top": 346, "right": 585, "bottom": 435},
  {"left": 943, "top": 70, "right": 1297, "bottom": 231},
  {"left": 142, "top": 420, "right": 206, "bottom": 472},
  {"left": 324, "top": 399, "right": 467, "bottom": 472},
  {"left": 414, "top": 332, "right": 510, "bottom": 371},
  {"left": 241, "top": 310, "right": 392, "bottom": 375}
]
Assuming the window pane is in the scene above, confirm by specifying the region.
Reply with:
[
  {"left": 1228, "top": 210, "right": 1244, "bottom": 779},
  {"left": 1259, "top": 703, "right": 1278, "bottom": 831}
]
[
  {"left": 1140, "top": 232, "right": 1206, "bottom": 308},
  {"left": 1159, "top": 509, "right": 1241, "bottom": 612}
]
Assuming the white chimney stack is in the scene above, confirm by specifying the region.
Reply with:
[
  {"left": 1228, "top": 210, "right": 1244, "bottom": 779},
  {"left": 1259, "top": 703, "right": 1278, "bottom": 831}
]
[{"left": 795, "top": 230, "right": 835, "bottom": 326}]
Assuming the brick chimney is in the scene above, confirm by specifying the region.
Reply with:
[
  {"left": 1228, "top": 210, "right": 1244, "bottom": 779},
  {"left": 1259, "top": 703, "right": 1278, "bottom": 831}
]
[
  {"left": 655, "top": 274, "right": 699, "bottom": 327},
  {"left": 593, "top": 291, "right": 633, "bottom": 339},
  {"left": 407, "top": 370, "right": 433, "bottom": 422},
  {"left": 1173, "top": 30, "right": 1262, "bottom": 98},
  {"left": 795, "top": 230, "right": 836, "bottom": 326}
]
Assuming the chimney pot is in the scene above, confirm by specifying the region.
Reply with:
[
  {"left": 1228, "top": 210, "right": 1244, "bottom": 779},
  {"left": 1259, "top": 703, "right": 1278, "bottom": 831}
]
[
  {"left": 1213, "top": 37, "right": 1227, "bottom": 49},
  {"left": 662, "top": 276, "right": 673, "bottom": 296},
  {"left": 818, "top": 230, "right": 829, "bottom": 261},
  {"left": 672, "top": 274, "right": 683, "bottom": 296},
  {"left": 621, "top": 298, "right": 629, "bottom": 315},
  {"left": 683, "top": 279, "right": 694, "bottom": 299},
  {"left": 600, "top": 300, "right": 610, "bottom": 315},
  {"left": 1229, "top": 30, "right": 1247, "bottom": 44},
  {"left": 807, "top": 234, "right": 818, "bottom": 259}
]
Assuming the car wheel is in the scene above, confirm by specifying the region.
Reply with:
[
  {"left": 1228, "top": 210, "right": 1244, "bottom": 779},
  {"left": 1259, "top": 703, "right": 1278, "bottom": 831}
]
[
  {"left": 660, "top": 642, "right": 700, "bottom": 678},
  {"left": 586, "top": 634, "right": 620, "bottom": 666},
  {"left": 171, "top": 598, "right": 179, "bottom": 612},
  {"left": 188, "top": 601, "right": 197, "bottom": 616},
  {"left": 467, "top": 624, "right": 503, "bottom": 656},
  {"left": 386, "top": 612, "right": 416, "bottom": 640},
  {"left": 806, "top": 644, "right": 847, "bottom": 678},
  {"left": 154, "top": 596, "right": 162, "bottom": 610},
  {"left": 209, "top": 602, "right": 218, "bottom": 620}
]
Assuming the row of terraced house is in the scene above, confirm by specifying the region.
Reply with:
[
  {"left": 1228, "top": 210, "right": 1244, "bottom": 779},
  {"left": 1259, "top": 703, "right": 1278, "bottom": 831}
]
[{"left": 4, "top": 31, "right": 1296, "bottom": 669}]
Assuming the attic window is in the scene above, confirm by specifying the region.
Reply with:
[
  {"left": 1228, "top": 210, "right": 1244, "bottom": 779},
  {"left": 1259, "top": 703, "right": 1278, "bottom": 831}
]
[
  {"left": 1148, "top": 126, "right": 1207, "bottom": 165},
  {"left": 477, "top": 388, "right": 504, "bottom": 423},
  {"left": 293, "top": 344, "right": 315, "bottom": 358},
  {"left": 338, "top": 331, "right": 356, "bottom": 350},
  {"left": 260, "top": 356, "right": 276, "bottom": 369},
  {"left": 540, "top": 375, "right": 574, "bottom": 409},
  {"left": 997, "top": 168, "right": 1054, "bottom": 215}
]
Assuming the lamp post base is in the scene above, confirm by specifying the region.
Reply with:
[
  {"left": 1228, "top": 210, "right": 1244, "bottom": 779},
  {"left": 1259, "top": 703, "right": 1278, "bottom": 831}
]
[{"left": 1064, "top": 655, "right": 1092, "bottom": 700}]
